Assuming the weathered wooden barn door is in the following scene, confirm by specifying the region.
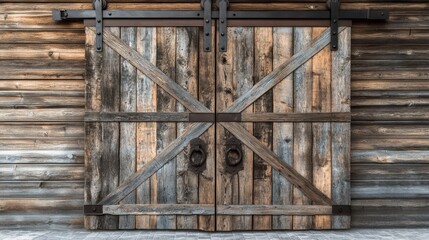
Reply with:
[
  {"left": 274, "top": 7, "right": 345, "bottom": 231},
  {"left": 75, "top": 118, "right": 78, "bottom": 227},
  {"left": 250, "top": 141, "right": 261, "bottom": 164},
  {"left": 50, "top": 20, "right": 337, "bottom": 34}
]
[
  {"left": 84, "top": 24, "right": 217, "bottom": 230},
  {"left": 77, "top": 3, "right": 364, "bottom": 230},
  {"left": 214, "top": 23, "right": 351, "bottom": 230}
]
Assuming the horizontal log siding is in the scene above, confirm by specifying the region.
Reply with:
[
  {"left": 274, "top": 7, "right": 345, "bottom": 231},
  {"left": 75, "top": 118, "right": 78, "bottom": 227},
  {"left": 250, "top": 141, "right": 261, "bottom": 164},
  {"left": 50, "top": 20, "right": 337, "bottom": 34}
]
[{"left": 0, "top": 1, "right": 428, "bottom": 229}]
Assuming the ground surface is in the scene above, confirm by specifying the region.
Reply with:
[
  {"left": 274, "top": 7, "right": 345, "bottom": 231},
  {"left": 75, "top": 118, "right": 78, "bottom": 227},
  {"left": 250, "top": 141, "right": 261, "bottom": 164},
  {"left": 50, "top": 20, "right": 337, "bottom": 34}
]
[{"left": 1, "top": 228, "right": 428, "bottom": 240}]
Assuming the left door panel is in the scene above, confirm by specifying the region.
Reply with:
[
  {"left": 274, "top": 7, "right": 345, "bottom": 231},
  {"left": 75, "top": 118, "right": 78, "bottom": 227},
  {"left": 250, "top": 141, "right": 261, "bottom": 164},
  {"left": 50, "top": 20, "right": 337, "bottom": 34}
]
[{"left": 84, "top": 26, "right": 216, "bottom": 230}]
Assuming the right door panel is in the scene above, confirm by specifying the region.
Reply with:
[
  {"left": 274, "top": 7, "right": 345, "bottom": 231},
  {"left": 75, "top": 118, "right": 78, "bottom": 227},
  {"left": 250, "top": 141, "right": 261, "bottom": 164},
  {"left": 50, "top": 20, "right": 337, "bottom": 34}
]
[{"left": 215, "top": 25, "right": 351, "bottom": 230}]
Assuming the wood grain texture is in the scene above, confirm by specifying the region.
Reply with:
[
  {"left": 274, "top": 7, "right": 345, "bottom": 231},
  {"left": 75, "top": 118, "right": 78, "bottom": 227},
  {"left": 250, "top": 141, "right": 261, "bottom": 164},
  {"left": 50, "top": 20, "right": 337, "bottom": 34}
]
[
  {"left": 272, "top": 26, "right": 293, "bottom": 230},
  {"left": 292, "top": 27, "right": 313, "bottom": 230},
  {"left": 99, "top": 26, "right": 121, "bottom": 230},
  {"left": 175, "top": 26, "right": 199, "bottom": 230},
  {"left": 311, "top": 27, "right": 332, "bottom": 230},
  {"left": 119, "top": 26, "right": 137, "bottom": 230},
  {"left": 331, "top": 27, "right": 351, "bottom": 229},
  {"left": 197, "top": 23, "right": 216, "bottom": 232},
  {"left": 155, "top": 26, "right": 177, "bottom": 230},
  {"left": 252, "top": 26, "right": 273, "bottom": 230},
  {"left": 135, "top": 26, "right": 157, "bottom": 230}
]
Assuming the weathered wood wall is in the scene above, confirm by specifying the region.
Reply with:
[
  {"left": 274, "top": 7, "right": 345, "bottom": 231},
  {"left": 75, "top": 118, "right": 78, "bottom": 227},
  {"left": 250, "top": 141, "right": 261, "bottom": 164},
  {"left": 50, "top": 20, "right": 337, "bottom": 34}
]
[{"left": 0, "top": 0, "right": 428, "bottom": 229}]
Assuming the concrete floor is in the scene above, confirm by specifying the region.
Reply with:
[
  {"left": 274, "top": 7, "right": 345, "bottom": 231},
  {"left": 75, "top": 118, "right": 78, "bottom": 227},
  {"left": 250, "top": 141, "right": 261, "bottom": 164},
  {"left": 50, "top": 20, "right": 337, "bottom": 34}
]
[{"left": 1, "top": 228, "right": 429, "bottom": 240}]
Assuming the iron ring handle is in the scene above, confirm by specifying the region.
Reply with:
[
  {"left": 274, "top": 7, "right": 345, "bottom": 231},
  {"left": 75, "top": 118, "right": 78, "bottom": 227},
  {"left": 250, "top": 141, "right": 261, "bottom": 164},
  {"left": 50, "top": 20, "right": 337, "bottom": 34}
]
[
  {"left": 225, "top": 146, "right": 242, "bottom": 167},
  {"left": 189, "top": 145, "right": 207, "bottom": 168}
]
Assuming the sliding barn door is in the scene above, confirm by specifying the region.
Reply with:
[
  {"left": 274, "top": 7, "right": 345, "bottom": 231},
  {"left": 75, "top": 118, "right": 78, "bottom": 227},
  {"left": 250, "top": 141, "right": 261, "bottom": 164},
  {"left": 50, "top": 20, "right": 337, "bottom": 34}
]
[
  {"left": 84, "top": 26, "right": 216, "bottom": 230},
  {"left": 215, "top": 26, "right": 351, "bottom": 230},
  {"left": 84, "top": 24, "right": 351, "bottom": 231}
]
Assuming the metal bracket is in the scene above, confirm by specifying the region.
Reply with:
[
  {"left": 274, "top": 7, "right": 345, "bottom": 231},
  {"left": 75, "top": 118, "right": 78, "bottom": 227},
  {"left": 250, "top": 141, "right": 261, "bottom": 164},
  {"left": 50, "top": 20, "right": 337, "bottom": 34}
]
[
  {"left": 93, "top": 0, "right": 106, "bottom": 52},
  {"left": 329, "top": 0, "right": 340, "bottom": 51},
  {"left": 216, "top": 113, "right": 241, "bottom": 122},
  {"left": 332, "top": 205, "right": 351, "bottom": 215},
  {"left": 84, "top": 205, "right": 103, "bottom": 215},
  {"left": 217, "top": 0, "right": 229, "bottom": 52},
  {"left": 201, "top": 0, "right": 212, "bottom": 52}
]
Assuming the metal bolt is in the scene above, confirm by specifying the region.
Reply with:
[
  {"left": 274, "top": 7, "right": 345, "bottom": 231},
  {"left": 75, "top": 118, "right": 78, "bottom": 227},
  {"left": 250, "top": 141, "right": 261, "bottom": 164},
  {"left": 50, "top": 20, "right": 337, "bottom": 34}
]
[
  {"left": 97, "top": 20, "right": 101, "bottom": 23},
  {"left": 108, "top": 12, "right": 112, "bottom": 16},
  {"left": 381, "top": 12, "right": 385, "bottom": 16},
  {"left": 97, "top": 47, "right": 101, "bottom": 50},
  {"left": 221, "top": 33, "right": 225, "bottom": 36},
  {"left": 332, "top": 31, "right": 337, "bottom": 35},
  {"left": 221, "top": 20, "right": 224, "bottom": 23},
  {"left": 221, "top": 47, "right": 225, "bottom": 51},
  {"left": 97, "top": 32, "right": 101, "bottom": 35},
  {"left": 205, "top": 19, "right": 210, "bottom": 23},
  {"left": 92, "top": 207, "right": 97, "bottom": 212},
  {"left": 333, "top": 45, "right": 337, "bottom": 48},
  {"left": 205, "top": 32, "right": 210, "bottom": 36},
  {"left": 64, "top": 12, "right": 68, "bottom": 17},
  {"left": 333, "top": 19, "right": 337, "bottom": 23},
  {"left": 206, "top": 47, "right": 210, "bottom": 51}
]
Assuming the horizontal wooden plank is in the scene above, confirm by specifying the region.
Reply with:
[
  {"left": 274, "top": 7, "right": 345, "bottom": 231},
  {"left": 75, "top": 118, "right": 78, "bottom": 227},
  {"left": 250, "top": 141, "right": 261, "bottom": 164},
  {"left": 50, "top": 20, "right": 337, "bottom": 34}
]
[
  {"left": 352, "top": 80, "right": 429, "bottom": 91},
  {"left": 352, "top": 125, "right": 429, "bottom": 138},
  {"left": 352, "top": 138, "right": 429, "bottom": 150},
  {"left": 0, "top": 211, "right": 83, "bottom": 229},
  {"left": 103, "top": 204, "right": 214, "bottom": 215},
  {"left": 0, "top": 108, "right": 84, "bottom": 122},
  {"left": 353, "top": 60, "right": 429, "bottom": 72},
  {"left": 352, "top": 45, "right": 429, "bottom": 60},
  {"left": 0, "top": 59, "right": 85, "bottom": 80},
  {"left": 0, "top": 198, "right": 82, "bottom": 212},
  {"left": 0, "top": 44, "right": 84, "bottom": 60},
  {"left": 85, "top": 112, "right": 189, "bottom": 122},
  {"left": 0, "top": 80, "right": 84, "bottom": 91},
  {"left": 352, "top": 164, "right": 429, "bottom": 180},
  {"left": 352, "top": 71, "right": 429, "bottom": 81},
  {"left": 0, "top": 138, "right": 83, "bottom": 150},
  {"left": 0, "top": 124, "right": 83, "bottom": 139},
  {"left": 0, "top": 164, "right": 84, "bottom": 181},
  {"left": 352, "top": 180, "right": 429, "bottom": 198},
  {"left": 352, "top": 199, "right": 429, "bottom": 228},
  {"left": 0, "top": 91, "right": 85, "bottom": 108},
  {"left": 0, "top": 149, "right": 83, "bottom": 164},
  {"left": 352, "top": 29, "right": 429, "bottom": 45},
  {"left": 352, "top": 150, "right": 429, "bottom": 164},
  {"left": 0, "top": 181, "right": 83, "bottom": 199},
  {"left": 216, "top": 205, "right": 332, "bottom": 215},
  {"left": 0, "top": 30, "right": 85, "bottom": 44},
  {"left": 0, "top": 13, "right": 83, "bottom": 29},
  {"left": 352, "top": 107, "right": 429, "bottom": 121},
  {"left": 241, "top": 112, "right": 351, "bottom": 122}
]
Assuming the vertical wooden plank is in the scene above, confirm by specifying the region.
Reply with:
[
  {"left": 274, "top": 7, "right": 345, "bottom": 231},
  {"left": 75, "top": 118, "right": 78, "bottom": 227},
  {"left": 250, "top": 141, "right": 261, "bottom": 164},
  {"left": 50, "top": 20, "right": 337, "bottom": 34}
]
[
  {"left": 198, "top": 23, "right": 216, "bottom": 232},
  {"left": 272, "top": 27, "right": 294, "bottom": 230},
  {"left": 232, "top": 27, "right": 254, "bottom": 230},
  {"left": 253, "top": 26, "right": 273, "bottom": 230},
  {"left": 84, "top": 27, "right": 103, "bottom": 230},
  {"left": 176, "top": 26, "right": 199, "bottom": 230},
  {"left": 136, "top": 27, "right": 157, "bottom": 230},
  {"left": 100, "top": 26, "right": 120, "bottom": 230},
  {"left": 312, "top": 27, "right": 332, "bottom": 230},
  {"left": 216, "top": 27, "right": 254, "bottom": 231},
  {"left": 293, "top": 27, "right": 313, "bottom": 230},
  {"left": 156, "top": 27, "right": 177, "bottom": 230},
  {"left": 332, "top": 27, "right": 351, "bottom": 229},
  {"left": 119, "top": 26, "right": 137, "bottom": 230},
  {"left": 216, "top": 26, "right": 235, "bottom": 231}
]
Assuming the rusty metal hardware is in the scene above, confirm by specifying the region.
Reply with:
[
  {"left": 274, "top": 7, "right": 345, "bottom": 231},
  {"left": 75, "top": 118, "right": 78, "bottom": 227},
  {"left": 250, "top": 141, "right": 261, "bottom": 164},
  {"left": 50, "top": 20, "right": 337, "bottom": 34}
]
[
  {"left": 217, "top": 0, "right": 229, "bottom": 52},
  {"left": 330, "top": 0, "right": 340, "bottom": 51},
  {"left": 332, "top": 205, "right": 351, "bottom": 215},
  {"left": 216, "top": 113, "right": 241, "bottom": 122},
  {"left": 189, "top": 138, "right": 207, "bottom": 168},
  {"left": 84, "top": 204, "right": 103, "bottom": 215},
  {"left": 52, "top": 1, "right": 388, "bottom": 52},
  {"left": 189, "top": 113, "right": 241, "bottom": 122},
  {"left": 201, "top": 0, "right": 212, "bottom": 52},
  {"left": 225, "top": 138, "right": 243, "bottom": 167},
  {"left": 93, "top": 0, "right": 107, "bottom": 52}
]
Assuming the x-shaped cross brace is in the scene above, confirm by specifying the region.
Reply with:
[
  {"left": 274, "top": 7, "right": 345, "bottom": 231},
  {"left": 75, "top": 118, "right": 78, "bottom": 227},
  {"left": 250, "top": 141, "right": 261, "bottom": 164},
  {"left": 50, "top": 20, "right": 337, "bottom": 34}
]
[{"left": 89, "top": 26, "right": 343, "bottom": 206}]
